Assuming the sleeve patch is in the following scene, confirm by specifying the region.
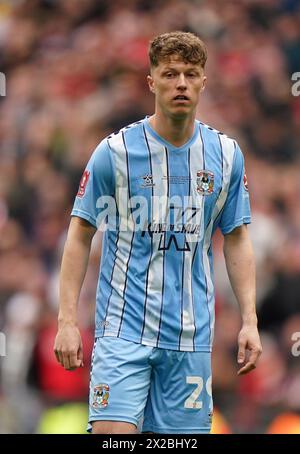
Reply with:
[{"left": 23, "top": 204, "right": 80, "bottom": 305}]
[
  {"left": 77, "top": 170, "right": 90, "bottom": 198},
  {"left": 243, "top": 173, "right": 249, "bottom": 191}
]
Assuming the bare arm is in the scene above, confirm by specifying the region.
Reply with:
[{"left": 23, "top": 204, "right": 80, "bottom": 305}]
[
  {"left": 223, "top": 224, "right": 262, "bottom": 375},
  {"left": 54, "top": 216, "right": 96, "bottom": 370}
]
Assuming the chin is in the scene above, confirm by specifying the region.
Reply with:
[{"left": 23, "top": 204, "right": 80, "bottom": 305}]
[{"left": 170, "top": 109, "right": 191, "bottom": 119}]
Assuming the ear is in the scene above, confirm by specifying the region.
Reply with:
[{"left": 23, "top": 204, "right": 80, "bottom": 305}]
[
  {"left": 200, "top": 76, "right": 207, "bottom": 92},
  {"left": 147, "top": 75, "right": 155, "bottom": 93}
]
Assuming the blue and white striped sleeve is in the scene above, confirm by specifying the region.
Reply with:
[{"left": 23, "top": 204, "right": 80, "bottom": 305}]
[
  {"left": 218, "top": 143, "right": 251, "bottom": 235},
  {"left": 71, "top": 139, "right": 115, "bottom": 228}
]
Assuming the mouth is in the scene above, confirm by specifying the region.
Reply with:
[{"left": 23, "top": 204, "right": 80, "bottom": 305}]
[
  {"left": 173, "top": 95, "right": 190, "bottom": 102},
  {"left": 173, "top": 95, "right": 189, "bottom": 105}
]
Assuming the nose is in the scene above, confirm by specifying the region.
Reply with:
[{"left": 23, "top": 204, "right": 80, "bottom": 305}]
[{"left": 176, "top": 73, "right": 187, "bottom": 90}]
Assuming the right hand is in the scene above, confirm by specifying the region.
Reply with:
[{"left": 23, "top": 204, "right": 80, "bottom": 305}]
[{"left": 54, "top": 323, "right": 84, "bottom": 370}]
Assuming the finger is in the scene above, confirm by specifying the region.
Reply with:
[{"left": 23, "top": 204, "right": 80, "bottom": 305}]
[
  {"left": 54, "top": 349, "right": 61, "bottom": 364},
  {"left": 248, "top": 348, "right": 261, "bottom": 367},
  {"left": 237, "top": 341, "right": 246, "bottom": 364},
  {"left": 62, "top": 353, "right": 71, "bottom": 370},
  {"left": 238, "top": 361, "right": 256, "bottom": 375},
  {"left": 69, "top": 351, "right": 82, "bottom": 369},
  {"left": 57, "top": 350, "right": 64, "bottom": 366},
  {"left": 78, "top": 345, "right": 84, "bottom": 367}
]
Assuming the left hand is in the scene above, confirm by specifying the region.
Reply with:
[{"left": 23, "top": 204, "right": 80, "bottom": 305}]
[{"left": 237, "top": 324, "right": 262, "bottom": 375}]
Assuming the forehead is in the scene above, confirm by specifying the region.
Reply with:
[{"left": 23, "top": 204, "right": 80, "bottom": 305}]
[{"left": 154, "top": 54, "right": 202, "bottom": 72}]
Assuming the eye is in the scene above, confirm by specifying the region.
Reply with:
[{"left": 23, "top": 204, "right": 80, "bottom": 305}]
[{"left": 164, "top": 72, "right": 175, "bottom": 78}]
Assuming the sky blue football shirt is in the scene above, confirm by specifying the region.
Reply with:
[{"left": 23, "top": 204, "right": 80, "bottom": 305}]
[{"left": 72, "top": 117, "right": 251, "bottom": 352}]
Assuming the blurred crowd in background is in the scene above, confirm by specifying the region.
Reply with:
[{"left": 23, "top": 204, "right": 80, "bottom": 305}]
[{"left": 0, "top": 0, "right": 300, "bottom": 434}]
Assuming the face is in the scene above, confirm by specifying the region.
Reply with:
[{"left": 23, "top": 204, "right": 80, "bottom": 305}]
[{"left": 147, "top": 55, "right": 206, "bottom": 120}]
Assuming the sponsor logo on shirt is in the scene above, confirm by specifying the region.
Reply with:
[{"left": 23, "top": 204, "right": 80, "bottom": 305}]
[{"left": 162, "top": 175, "right": 191, "bottom": 185}]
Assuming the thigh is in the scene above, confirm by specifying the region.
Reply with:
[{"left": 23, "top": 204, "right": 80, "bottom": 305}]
[
  {"left": 92, "top": 420, "right": 137, "bottom": 434},
  {"left": 88, "top": 336, "right": 152, "bottom": 432},
  {"left": 142, "top": 350, "right": 213, "bottom": 434}
]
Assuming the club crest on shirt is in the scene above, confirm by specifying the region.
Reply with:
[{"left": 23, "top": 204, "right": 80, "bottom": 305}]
[
  {"left": 197, "top": 170, "right": 214, "bottom": 195},
  {"left": 92, "top": 384, "right": 110, "bottom": 408}
]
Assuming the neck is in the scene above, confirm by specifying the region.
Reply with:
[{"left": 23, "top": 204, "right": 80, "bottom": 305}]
[{"left": 149, "top": 111, "right": 196, "bottom": 147}]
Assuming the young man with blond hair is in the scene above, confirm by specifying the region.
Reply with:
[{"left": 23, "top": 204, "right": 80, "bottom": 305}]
[{"left": 54, "top": 31, "right": 262, "bottom": 434}]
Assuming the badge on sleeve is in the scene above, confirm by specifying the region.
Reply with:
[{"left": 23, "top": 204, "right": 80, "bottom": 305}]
[
  {"left": 243, "top": 173, "right": 249, "bottom": 191},
  {"left": 77, "top": 170, "right": 90, "bottom": 198}
]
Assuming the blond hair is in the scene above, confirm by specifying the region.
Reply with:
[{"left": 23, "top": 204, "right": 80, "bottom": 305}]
[{"left": 149, "top": 31, "right": 207, "bottom": 69}]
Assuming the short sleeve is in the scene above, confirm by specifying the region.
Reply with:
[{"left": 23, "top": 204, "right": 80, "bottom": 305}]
[
  {"left": 71, "top": 139, "right": 115, "bottom": 228},
  {"left": 218, "top": 143, "right": 251, "bottom": 235}
]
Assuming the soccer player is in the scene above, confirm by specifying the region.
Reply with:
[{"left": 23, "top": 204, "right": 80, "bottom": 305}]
[{"left": 54, "top": 31, "right": 262, "bottom": 434}]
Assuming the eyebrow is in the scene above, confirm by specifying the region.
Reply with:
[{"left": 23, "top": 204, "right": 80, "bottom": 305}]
[{"left": 162, "top": 67, "right": 201, "bottom": 73}]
